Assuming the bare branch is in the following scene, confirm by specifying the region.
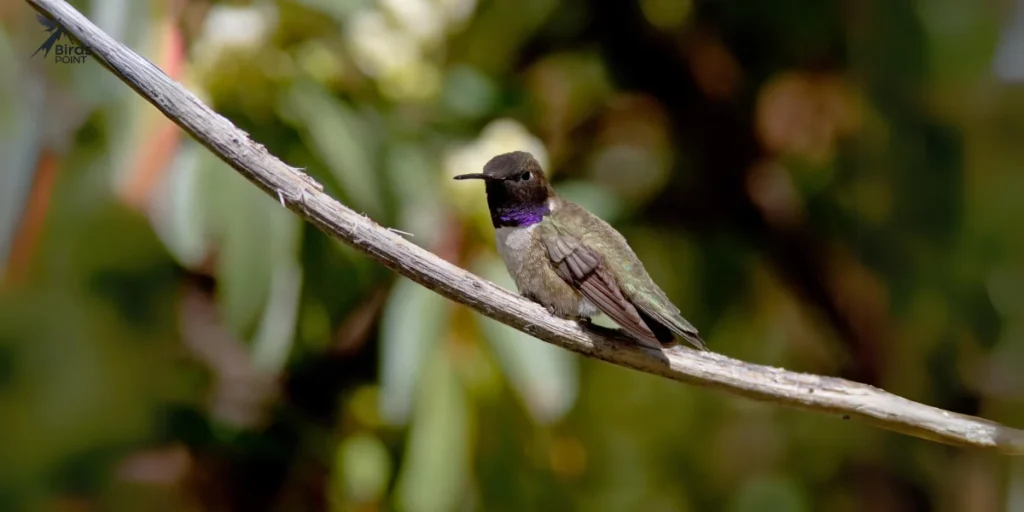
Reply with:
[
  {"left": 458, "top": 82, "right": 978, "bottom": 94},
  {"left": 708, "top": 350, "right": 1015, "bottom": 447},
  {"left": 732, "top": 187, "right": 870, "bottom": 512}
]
[{"left": 25, "top": 0, "right": 1024, "bottom": 455}]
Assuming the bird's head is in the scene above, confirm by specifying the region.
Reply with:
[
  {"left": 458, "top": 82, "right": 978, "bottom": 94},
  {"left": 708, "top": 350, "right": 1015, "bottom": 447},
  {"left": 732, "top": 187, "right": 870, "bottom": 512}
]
[{"left": 453, "top": 151, "right": 552, "bottom": 210}]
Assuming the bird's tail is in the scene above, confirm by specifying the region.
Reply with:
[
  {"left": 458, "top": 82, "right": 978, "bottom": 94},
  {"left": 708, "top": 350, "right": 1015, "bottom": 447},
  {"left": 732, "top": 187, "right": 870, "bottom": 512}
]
[
  {"left": 675, "top": 332, "right": 708, "bottom": 351},
  {"left": 635, "top": 306, "right": 708, "bottom": 351}
]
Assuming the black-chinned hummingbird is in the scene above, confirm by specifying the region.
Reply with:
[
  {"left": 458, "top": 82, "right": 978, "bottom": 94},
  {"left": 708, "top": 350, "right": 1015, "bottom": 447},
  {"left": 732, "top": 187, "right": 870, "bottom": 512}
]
[{"left": 455, "top": 151, "right": 706, "bottom": 351}]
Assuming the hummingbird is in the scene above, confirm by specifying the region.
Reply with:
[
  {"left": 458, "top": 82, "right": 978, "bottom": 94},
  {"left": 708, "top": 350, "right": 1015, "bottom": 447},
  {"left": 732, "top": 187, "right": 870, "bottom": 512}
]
[{"left": 455, "top": 151, "right": 706, "bottom": 351}]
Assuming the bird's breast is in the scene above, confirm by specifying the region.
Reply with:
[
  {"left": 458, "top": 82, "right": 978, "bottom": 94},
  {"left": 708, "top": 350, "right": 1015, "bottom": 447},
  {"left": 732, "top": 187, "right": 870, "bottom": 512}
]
[
  {"left": 494, "top": 223, "right": 598, "bottom": 319},
  {"left": 494, "top": 224, "right": 537, "bottom": 273}
]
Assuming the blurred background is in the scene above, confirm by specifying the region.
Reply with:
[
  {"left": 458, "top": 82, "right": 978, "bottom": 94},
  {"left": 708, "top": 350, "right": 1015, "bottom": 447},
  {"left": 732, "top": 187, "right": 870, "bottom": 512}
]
[{"left": 2, "top": 0, "right": 1024, "bottom": 510}]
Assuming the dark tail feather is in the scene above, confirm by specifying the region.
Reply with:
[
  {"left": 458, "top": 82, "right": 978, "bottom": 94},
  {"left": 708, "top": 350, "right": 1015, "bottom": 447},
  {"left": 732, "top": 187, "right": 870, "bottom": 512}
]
[
  {"left": 677, "top": 332, "right": 708, "bottom": 351},
  {"left": 637, "top": 309, "right": 707, "bottom": 351},
  {"left": 659, "top": 329, "right": 708, "bottom": 351}
]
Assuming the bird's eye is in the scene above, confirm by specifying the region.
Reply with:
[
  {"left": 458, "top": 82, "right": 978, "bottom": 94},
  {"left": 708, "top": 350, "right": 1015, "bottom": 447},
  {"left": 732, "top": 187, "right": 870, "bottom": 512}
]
[{"left": 520, "top": 172, "right": 531, "bottom": 181}]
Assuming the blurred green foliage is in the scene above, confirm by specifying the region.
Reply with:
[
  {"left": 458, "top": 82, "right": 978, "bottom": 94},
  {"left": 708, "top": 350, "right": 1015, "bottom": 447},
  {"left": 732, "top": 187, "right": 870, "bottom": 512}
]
[{"left": 2, "top": 0, "right": 1024, "bottom": 510}]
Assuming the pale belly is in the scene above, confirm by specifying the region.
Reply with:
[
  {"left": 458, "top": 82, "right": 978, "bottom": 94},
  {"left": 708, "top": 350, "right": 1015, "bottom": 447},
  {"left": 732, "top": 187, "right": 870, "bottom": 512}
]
[{"left": 494, "top": 225, "right": 599, "bottom": 319}]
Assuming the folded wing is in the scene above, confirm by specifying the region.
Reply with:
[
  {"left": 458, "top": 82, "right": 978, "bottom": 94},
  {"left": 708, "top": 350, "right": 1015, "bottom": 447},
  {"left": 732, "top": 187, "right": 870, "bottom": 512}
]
[{"left": 542, "top": 228, "right": 667, "bottom": 349}]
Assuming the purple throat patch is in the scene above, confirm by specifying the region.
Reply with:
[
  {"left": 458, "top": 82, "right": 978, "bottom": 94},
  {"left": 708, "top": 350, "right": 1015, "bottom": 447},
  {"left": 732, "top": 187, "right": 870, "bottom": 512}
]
[{"left": 496, "top": 203, "right": 549, "bottom": 226}]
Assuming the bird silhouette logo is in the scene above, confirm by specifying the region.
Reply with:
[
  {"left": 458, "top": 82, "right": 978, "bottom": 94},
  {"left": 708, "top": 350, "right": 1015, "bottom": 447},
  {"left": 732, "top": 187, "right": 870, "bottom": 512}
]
[{"left": 33, "top": 13, "right": 67, "bottom": 58}]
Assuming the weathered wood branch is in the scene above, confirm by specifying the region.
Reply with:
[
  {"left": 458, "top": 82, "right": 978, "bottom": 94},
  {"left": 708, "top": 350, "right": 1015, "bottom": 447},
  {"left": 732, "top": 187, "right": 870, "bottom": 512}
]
[{"left": 26, "top": 0, "right": 1024, "bottom": 455}]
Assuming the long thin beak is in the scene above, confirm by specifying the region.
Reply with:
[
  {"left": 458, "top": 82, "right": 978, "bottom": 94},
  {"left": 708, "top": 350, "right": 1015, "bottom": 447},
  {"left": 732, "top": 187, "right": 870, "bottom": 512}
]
[{"left": 453, "top": 173, "right": 489, "bottom": 180}]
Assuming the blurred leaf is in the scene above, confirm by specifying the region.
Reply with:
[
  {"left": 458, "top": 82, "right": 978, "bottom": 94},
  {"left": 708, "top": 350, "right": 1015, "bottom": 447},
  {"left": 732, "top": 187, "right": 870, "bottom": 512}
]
[
  {"left": 202, "top": 149, "right": 278, "bottom": 337},
  {"left": 153, "top": 137, "right": 304, "bottom": 364},
  {"left": 280, "top": 80, "right": 384, "bottom": 218},
  {"left": 89, "top": 0, "right": 133, "bottom": 42},
  {"left": 334, "top": 433, "right": 392, "bottom": 505},
  {"left": 451, "top": 0, "right": 558, "bottom": 74},
  {"left": 440, "top": 65, "right": 498, "bottom": 119},
  {"left": 554, "top": 180, "right": 625, "bottom": 224},
  {"left": 385, "top": 143, "right": 445, "bottom": 248},
  {"left": 640, "top": 0, "right": 692, "bottom": 30},
  {"left": 149, "top": 140, "right": 207, "bottom": 268},
  {"left": 918, "top": 0, "right": 1000, "bottom": 84},
  {"left": 378, "top": 277, "right": 452, "bottom": 425},
  {"left": 527, "top": 51, "right": 613, "bottom": 140},
  {"left": 394, "top": 350, "right": 469, "bottom": 512},
  {"left": 0, "top": 30, "right": 43, "bottom": 271},
  {"left": 586, "top": 144, "right": 673, "bottom": 205},
  {"left": 290, "top": 0, "right": 374, "bottom": 23},
  {"left": 349, "top": 385, "right": 384, "bottom": 428},
  {"left": 987, "top": 265, "right": 1024, "bottom": 319},
  {"left": 0, "top": 202, "right": 178, "bottom": 506},
  {"left": 1008, "top": 458, "right": 1024, "bottom": 512},
  {"left": 728, "top": 475, "right": 810, "bottom": 512},
  {"left": 251, "top": 185, "right": 304, "bottom": 373},
  {"left": 472, "top": 254, "right": 579, "bottom": 424},
  {"left": 251, "top": 259, "right": 303, "bottom": 374}
]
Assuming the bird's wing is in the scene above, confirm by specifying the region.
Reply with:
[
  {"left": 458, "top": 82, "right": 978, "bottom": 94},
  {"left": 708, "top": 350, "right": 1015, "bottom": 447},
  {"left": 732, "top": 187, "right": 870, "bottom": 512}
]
[
  {"left": 545, "top": 202, "right": 707, "bottom": 350},
  {"left": 540, "top": 222, "right": 663, "bottom": 349}
]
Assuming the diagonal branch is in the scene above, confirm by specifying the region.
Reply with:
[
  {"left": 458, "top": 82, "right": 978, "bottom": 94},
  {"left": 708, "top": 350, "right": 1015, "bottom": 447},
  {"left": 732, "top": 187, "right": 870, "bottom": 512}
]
[{"left": 25, "top": 0, "right": 1024, "bottom": 455}]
